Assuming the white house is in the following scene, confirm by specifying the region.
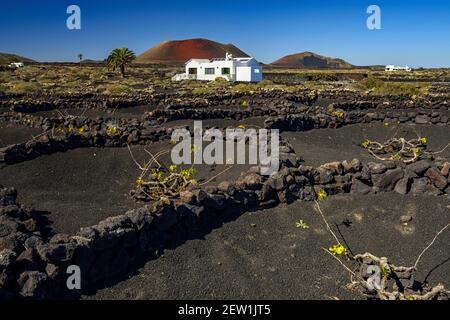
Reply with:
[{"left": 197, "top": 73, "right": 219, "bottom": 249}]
[
  {"left": 385, "top": 65, "right": 412, "bottom": 72},
  {"left": 172, "top": 53, "right": 263, "bottom": 82},
  {"left": 8, "top": 62, "right": 25, "bottom": 69}
]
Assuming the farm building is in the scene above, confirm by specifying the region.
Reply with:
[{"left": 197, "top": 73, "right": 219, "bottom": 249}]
[
  {"left": 385, "top": 65, "right": 412, "bottom": 72},
  {"left": 8, "top": 62, "right": 25, "bottom": 69},
  {"left": 173, "top": 53, "right": 263, "bottom": 82}
]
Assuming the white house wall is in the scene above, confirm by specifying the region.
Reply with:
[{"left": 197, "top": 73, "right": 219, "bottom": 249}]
[
  {"left": 236, "top": 66, "right": 263, "bottom": 82},
  {"left": 185, "top": 57, "right": 263, "bottom": 82},
  {"left": 236, "top": 66, "right": 251, "bottom": 82},
  {"left": 186, "top": 60, "right": 235, "bottom": 81}
]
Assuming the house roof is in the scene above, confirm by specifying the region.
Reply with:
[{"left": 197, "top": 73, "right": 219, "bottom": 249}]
[
  {"left": 186, "top": 57, "right": 259, "bottom": 65},
  {"left": 185, "top": 58, "right": 210, "bottom": 64}
]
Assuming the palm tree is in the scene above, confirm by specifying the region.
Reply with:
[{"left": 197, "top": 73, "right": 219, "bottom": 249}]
[
  {"left": 106, "top": 48, "right": 136, "bottom": 78},
  {"left": 77, "top": 53, "right": 83, "bottom": 65}
]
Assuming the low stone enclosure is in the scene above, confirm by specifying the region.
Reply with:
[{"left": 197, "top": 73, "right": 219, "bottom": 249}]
[
  {"left": 1, "top": 131, "right": 449, "bottom": 299},
  {"left": 0, "top": 89, "right": 448, "bottom": 114},
  {"left": 0, "top": 90, "right": 317, "bottom": 113},
  {"left": 1, "top": 89, "right": 449, "bottom": 299},
  {"left": 1, "top": 101, "right": 449, "bottom": 165}
]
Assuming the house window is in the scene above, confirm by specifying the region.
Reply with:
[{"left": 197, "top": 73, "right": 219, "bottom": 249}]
[
  {"left": 188, "top": 68, "right": 197, "bottom": 75},
  {"left": 205, "top": 68, "right": 215, "bottom": 75},
  {"left": 221, "top": 67, "right": 230, "bottom": 75},
  {"left": 254, "top": 69, "right": 260, "bottom": 74}
]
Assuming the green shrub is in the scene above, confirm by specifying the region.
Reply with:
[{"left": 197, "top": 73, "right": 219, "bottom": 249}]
[
  {"left": 355, "top": 77, "right": 429, "bottom": 96},
  {"left": 89, "top": 71, "right": 104, "bottom": 81},
  {"left": 298, "top": 72, "right": 338, "bottom": 81},
  {"left": 355, "top": 76, "right": 384, "bottom": 90},
  {"left": 257, "top": 79, "right": 275, "bottom": 88},
  {"left": 213, "top": 77, "right": 228, "bottom": 84},
  {"left": 7, "top": 80, "right": 41, "bottom": 94},
  {"left": 181, "top": 79, "right": 201, "bottom": 89},
  {"left": 192, "top": 87, "right": 213, "bottom": 95},
  {"left": 37, "top": 70, "right": 59, "bottom": 81},
  {"left": 232, "top": 83, "right": 258, "bottom": 93},
  {"left": 105, "top": 84, "right": 131, "bottom": 95},
  {"left": 64, "top": 81, "right": 81, "bottom": 88},
  {"left": 188, "top": 78, "right": 230, "bottom": 94},
  {"left": 209, "top": 77, "right": 229, "bottom": 89}
]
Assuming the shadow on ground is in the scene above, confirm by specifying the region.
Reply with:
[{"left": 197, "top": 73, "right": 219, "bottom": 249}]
[{"left": 84, "top": 193, "right": 450, "bottom": 300}]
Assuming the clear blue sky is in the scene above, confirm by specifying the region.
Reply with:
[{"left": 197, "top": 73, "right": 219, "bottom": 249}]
[{"left": 1, "top": 0, "right": 449, "bottom": 67}]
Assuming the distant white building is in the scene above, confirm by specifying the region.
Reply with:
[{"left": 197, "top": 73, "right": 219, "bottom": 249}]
[
  {"left": 172, "top": 53, "right": 263, "bottom": 82},
  {"left": 8, "top": 62, "right": 25, "bottom": 69},
  {"left": 385, "top": 65, "right": 412, "bottom": 72}
]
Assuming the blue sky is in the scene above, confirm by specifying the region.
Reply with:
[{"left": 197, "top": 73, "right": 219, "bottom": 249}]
[{"left": 1, "top": 0, "right": 449, "bottom": 67}]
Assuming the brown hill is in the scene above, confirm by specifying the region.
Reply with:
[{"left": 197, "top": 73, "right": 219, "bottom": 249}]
[
  {"left": 0, "top": 52, "right": 35, "bottom": 65},
  {"left": 271, "top": 51, "right": 354, "bottom": 69},
  {"left": 136, "top": 38, "right": 249, "bottom": 63}
]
